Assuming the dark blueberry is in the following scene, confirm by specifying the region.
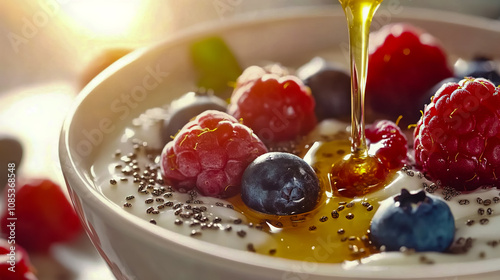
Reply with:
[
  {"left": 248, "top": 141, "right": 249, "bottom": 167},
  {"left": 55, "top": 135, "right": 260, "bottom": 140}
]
[
  {"left": 370, "top": 189, "right": 455, "bottom": 252},
  {"left": 161, "top": 91, "right": 227, "bottom": 144},
  {"left": 454, "top": 56, "right": 500, "bottom": 86},
  {"left": 413, "top": 77, "right": 462, "bottom": 123},
  {"left": 0, "top": 134, "right": 23, "bottom": 191},
  {"left": 241, "top": 152, "right": 321, "bottom": 216},
  {"left": 297, "top": 57, "right": 351, "bottom": 121}
]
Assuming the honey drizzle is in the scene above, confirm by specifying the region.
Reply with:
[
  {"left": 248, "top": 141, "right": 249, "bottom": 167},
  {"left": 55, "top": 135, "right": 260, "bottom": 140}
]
[
  {"left": 330, "top": 0, "right": 386, "bottom": 197},
  {"left": 340, "top": 0, "right": 382, "bottom": 157}
]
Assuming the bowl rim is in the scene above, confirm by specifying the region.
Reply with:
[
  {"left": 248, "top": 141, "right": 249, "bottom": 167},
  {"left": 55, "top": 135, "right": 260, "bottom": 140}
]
[{"left": 59, "top": 6, "right": 500, "bottom": 279}]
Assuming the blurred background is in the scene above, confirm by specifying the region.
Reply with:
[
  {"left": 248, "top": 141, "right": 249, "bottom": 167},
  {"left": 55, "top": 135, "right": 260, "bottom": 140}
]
[
  {"left": 0, "top": 1, "right": 499, "bottom": 279},
  {"left": 1, "top": 0, "right": 500, "bottom": 94}
]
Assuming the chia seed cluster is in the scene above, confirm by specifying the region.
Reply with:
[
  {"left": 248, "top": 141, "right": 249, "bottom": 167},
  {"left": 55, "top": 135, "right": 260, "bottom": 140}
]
[{"left": 108, "top": 137, "right": 277, "bottom": 254}]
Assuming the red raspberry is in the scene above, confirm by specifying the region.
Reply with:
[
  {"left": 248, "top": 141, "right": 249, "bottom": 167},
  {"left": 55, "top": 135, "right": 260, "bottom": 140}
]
[
  {"left": 414, "top": 78, "right": 500, "bottom": 191},
  {"left": 0, "top": 239, "right": 37, "bottom": 280},
  {"left": 366, "top": 23, "right": 453, "bottom": 123},
  {"left": 0, "top": 179, "right": 82, "bottom": 252},
  {"left": 366, "top": 120, "right": 408, "bottom": 170},
  {"left": 228, "top": 66, "right": 317, "bottom": 143},
  {"left": 160, "top": 110, "right": 268, "bottom": 197}
]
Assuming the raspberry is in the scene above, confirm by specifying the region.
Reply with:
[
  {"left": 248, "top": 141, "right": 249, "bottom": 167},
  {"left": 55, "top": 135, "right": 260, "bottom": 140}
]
[
  {"left": 228, "top": 66, "right": 317, "bottom": 143},
  {"left": 366, "top": 23, "right": 453, "bottom": 124},
  {"left": 0, "top": 239, "right": 37, "bottom": 280},
  {"left": 366, "top": 120, "right": 408, "bottom": 170},
  {"left": 414, "top": 77, "right": 500, "bottom": 191},
  {"left": 0, "top": 179, "right": 82, "bottom": 252},
  {"left": 160, "top": 110, "right": 267, "bottom": 197}
]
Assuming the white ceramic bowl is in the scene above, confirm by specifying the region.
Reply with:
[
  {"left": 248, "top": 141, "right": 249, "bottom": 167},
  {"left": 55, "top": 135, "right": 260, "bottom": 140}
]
[{"left": 59, "top": 7, "right": 500, "bottom": 280}]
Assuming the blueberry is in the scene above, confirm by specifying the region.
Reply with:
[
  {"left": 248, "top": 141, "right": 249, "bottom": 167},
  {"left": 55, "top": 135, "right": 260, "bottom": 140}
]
[
  {"left": 162, "top": 91, "right": 227, "bottom": 144},
  {"left": 297, "top": 57, "right": 351, "bottom": 121},
  {"left": 454, "top": 56, "right": 500, "bottom": 86},
  {"left": 412, "top": 77, "right": 462, "bottom": 124},
  {"left": 370, "top": 189, "right": 455, "bottom": 252},
  {"left": 241, "top": 152, "right": 321, "bottom": 216}
]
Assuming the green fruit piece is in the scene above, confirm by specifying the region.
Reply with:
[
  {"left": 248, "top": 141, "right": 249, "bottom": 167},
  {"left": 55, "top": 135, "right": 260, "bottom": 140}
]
[{"left": 190, "top": 36, "right": 242, "bottom": 98}]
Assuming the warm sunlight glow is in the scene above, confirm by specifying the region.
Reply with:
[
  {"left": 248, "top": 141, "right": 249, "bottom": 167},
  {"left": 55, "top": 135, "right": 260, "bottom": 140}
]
[{"left": 62, "top": 0, "right": 143, "bottom": 37}]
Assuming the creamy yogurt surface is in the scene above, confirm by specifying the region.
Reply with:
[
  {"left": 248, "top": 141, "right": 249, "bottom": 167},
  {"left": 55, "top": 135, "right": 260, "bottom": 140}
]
[{"left": 92, "top": 112, "right": 500, "bottom": 266}]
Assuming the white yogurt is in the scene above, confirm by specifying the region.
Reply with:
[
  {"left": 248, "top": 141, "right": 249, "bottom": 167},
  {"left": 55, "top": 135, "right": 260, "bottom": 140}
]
[
  {"left": 92, "top": 113, "right": 276, "bottom": 252},
  {"left": 93, "top": 114, "right": 500, "bottom": 265}
]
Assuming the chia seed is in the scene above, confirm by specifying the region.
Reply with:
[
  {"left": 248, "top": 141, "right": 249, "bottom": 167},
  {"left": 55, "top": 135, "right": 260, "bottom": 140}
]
[
  {"left": 110, "top": 179, "right": 117, "bottom": 185},
  {"left": 319, "top": 216, "right": 328, "bottom": 222},
  {"left": 459, "top": 199, "right": 470, "bottom": 205},
  {"left": 173, "top": 203, "right": 182, "bottom": 210},
  {"left": 331, "top": 210, "right": 340, "bottom": 219},
  {"left": 247, "top": 243, "right": 256, "bottom": 252},
  {"left": 346, "top": 213, "right": 354, "bottom": 220},
  {"left": 237, "top": 230, "right": 247, "bottom": 238},
  {"left": 190, "top": 230, "right": 202, "bottom": 236}
]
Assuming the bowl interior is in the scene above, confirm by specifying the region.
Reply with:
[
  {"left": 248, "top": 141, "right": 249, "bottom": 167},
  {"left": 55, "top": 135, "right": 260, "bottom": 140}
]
[{"left": 60, "top": 7, "right": 500, "bottom": 279}]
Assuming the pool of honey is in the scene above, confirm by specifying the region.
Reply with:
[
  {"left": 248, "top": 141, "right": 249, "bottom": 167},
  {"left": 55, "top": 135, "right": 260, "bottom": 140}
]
[{"left": 228, "top": 138, "right": 400, "bottom": 263}]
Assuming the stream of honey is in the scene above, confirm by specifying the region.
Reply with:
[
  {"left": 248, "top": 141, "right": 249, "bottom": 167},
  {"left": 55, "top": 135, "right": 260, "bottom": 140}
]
[{"left": 227, "top": 0, "right": 396, "bottom": 263}]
